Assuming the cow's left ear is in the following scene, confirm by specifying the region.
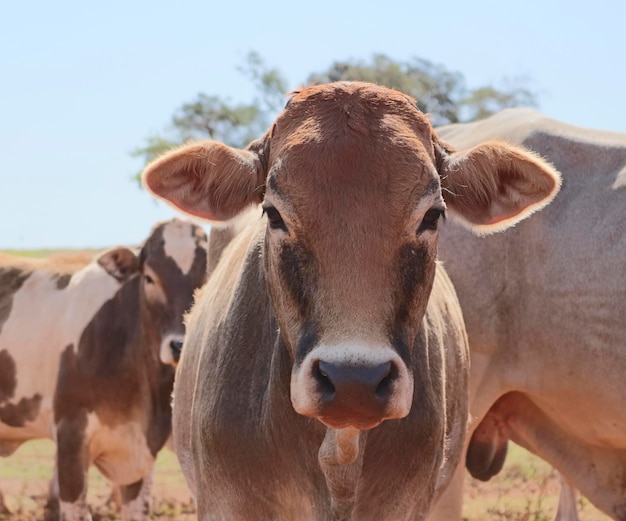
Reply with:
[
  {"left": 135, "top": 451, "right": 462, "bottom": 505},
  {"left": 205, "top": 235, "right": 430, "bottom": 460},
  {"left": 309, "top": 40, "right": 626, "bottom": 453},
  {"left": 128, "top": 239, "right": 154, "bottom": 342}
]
[
  {"left": 436, "top": 139, "right": 562, "bottom": 234},
  {"left": 97, "top": 247, "right": 139, "bottom": 282}
]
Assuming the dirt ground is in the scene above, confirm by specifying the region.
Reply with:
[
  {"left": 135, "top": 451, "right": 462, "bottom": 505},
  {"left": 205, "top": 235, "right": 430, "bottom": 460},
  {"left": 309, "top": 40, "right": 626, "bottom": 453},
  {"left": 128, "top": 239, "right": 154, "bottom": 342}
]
[{"left": 0, "top": 441, "right": 609, "bottom": 521}]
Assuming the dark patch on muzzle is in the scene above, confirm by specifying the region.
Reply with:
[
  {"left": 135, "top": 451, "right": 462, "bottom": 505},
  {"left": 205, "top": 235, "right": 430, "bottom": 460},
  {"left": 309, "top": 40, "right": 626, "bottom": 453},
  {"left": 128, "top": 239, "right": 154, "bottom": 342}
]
[
  {"left": 278, "top": 241, "right": 317, "bottom": 320},
  {"left": 295, "top": 322, "right": 320, "bottom": 365}
]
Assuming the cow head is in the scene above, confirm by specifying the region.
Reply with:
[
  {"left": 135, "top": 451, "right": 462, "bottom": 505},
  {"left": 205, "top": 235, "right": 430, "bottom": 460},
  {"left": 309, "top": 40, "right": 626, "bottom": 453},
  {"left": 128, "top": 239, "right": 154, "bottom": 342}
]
[
  {"left": 143, "top": 82, "right": 560, "bottom": 429},
  {"left": 98, "top": 219, "right": 208, "bottom": 366}
]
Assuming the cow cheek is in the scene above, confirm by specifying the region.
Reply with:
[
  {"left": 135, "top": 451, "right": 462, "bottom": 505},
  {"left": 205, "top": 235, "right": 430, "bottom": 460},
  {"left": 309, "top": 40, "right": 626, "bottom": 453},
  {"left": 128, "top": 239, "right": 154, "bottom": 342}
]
[
  {"left": 141, "top": 283, "right": 170, "bottom": 330},
  {"left": 144, "top": 281, "right": 167, "bottom": 306}
]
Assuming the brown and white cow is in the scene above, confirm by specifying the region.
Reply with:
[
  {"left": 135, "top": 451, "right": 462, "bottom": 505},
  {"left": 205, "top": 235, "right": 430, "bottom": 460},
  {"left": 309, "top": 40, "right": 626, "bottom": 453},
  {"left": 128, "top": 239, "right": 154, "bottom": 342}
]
[
  {"left": 0, "top": 219, "right": 208, "bottom": 521},
  {"left": 428, "top": 108, "right": 626, "bottom": 521},
  {"left": 142, "top": 82, "right": 560, "bottom": 521}
]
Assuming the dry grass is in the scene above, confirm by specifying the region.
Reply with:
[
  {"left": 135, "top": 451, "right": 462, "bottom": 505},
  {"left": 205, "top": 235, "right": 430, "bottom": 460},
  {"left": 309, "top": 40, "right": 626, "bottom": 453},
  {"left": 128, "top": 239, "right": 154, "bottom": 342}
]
[
  {"left": 0, "top": 440, "right": 611, "bottom": 520},
  {"left": 462, "top": 444, "right": 608, "bottom": 521},
  {"left": 0, "top": 440, "right": 195, "bottom": 521}
]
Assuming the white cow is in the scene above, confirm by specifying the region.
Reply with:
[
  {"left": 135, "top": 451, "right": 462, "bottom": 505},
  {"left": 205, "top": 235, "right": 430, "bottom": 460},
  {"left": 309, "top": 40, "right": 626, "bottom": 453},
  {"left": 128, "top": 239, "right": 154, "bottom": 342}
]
[{"left": 431, "top": 108, "right": 626, "bottom": 521}]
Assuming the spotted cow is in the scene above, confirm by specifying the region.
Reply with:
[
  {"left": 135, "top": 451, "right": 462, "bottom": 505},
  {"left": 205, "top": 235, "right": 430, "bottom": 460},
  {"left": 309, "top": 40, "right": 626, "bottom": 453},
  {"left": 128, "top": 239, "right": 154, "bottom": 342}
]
[
  {"left": 142, "top": 82, "right": 560, "bottom": 520},
  {"left": 0, "top": 219, "right": 208, "bottom": 520}
]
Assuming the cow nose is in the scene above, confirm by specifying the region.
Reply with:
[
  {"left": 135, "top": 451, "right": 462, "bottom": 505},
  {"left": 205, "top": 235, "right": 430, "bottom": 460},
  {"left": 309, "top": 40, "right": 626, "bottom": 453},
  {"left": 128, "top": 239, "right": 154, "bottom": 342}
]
[
  {"left": 170, "top": 340, "right": 184, "bottom": 362},
  {"left": 314, "top": 359, "right": 395, "bottom": 406}
]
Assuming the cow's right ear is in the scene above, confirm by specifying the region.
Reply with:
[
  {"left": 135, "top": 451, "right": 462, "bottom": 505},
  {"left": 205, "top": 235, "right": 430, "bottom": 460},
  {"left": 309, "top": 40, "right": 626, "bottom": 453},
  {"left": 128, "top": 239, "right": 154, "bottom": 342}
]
[
  {"left": 142, "top": 140, "right": 266, "bottom": 223},
  {"left": 97, "top": 247, "right": 139, "bottom": 282}
]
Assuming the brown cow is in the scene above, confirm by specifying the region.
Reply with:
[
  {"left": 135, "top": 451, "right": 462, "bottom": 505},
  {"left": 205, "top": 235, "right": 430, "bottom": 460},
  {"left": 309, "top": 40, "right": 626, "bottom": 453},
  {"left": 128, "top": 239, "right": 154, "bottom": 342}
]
[
  {"left": 428, "top": 108, "right": 626, "bottom": 521},
  {"left": 143, "top": 82, "right": 560, "bottom": 520},
  {"left": 0, "top": 219, "right": 208, "bottom": 521}
]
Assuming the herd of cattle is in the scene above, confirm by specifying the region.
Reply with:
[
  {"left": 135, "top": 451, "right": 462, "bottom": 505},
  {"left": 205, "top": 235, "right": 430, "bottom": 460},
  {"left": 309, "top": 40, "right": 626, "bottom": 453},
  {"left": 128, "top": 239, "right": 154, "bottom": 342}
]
[{"left": 0, "top": 81, "right": 624, "bottom": 521}]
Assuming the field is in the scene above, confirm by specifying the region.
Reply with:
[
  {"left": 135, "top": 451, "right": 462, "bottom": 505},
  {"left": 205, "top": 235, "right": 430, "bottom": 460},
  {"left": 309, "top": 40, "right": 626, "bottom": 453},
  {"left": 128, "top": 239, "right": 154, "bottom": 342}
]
[
  {"left": 0, "top": 440, "right": 609, "bottom": 520},
  {"left": 0, "top": 249, "right": 610, "bottom": 520}
]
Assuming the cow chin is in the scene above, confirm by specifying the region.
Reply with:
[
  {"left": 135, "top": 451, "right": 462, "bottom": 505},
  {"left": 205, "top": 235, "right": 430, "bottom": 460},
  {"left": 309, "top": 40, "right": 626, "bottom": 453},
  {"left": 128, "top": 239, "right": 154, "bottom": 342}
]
[
  {"left": 290, "top": 343, "right": 414, "bottom": 431},
  {"left": 318, "top": 415, "right": 384, "bottom": 431}
]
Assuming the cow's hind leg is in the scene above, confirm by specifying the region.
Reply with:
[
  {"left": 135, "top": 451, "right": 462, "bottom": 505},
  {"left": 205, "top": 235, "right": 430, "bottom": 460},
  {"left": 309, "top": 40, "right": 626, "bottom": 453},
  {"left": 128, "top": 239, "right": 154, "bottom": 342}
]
[
  {"left": 120, "top": 469, "right": 153, "bottom": 521},
  {"left": 553, "top": 475, "right": 580, "bottom": 521},
  {"left": 0, "top": 488, "right": 11, "bottom": 514}
]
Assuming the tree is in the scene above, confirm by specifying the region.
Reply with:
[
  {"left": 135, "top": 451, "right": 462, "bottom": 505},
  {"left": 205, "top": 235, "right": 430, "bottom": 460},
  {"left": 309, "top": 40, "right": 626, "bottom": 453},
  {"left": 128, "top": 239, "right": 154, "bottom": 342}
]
[
  {"left": 306, "top": 54, "right": 536, "bottom": 126},
  {"left": 131, "top": 51, "right": 288, "bottom": 172},
  {"left": 306, "top": 54, "right": 466, "bottom": 126},
  {"left": 132, "top": 52, "right": 537, "bottom": 174}
]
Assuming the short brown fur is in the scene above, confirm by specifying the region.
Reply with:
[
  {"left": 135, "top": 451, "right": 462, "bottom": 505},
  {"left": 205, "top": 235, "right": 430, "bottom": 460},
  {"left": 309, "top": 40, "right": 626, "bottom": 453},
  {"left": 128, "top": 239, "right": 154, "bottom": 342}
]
[{"left": 143, "top": 83, "right": 561, "bottom": 521}]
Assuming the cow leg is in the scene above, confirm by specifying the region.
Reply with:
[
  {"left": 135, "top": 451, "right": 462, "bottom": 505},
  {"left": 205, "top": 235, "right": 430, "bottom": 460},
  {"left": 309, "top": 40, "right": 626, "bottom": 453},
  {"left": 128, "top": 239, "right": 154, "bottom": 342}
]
[
  {"left": 120, "top": 469, "right": 153, "bottom": 521},
  {"left": 45, "top": 460, "right": 60, "bottom": 519},
  {"left": 108, "top": 484, "right": 122, "bottom": 511},
  {"left": 0, "top": 488, "right": 11, "bottom": 514},
  {"left": 56, "top": 414, "right": 92, "bottom": 521},
  {"left": 553, "top": 474, "right": 580, "bottom": 521}
]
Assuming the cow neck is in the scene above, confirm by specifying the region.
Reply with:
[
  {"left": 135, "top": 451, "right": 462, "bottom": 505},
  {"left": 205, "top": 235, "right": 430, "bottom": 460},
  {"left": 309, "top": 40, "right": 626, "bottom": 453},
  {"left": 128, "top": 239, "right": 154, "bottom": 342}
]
[
  {"left": 269, "top": 333, "right": 367, "bottom": 515},
  {"left": 267, "top": 335, "right": 367, "bottom": 517}
]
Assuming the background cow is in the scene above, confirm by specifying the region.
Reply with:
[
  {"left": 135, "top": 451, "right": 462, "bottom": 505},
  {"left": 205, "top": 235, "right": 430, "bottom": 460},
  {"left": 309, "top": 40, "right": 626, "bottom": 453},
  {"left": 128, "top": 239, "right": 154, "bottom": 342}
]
[
  {"left": 0, "top": 218, "right": 208, "bottom": 521},
  {"left": 143, "top": 82, "right": 560, "bottom": 520},
  {"left": 429, "top": 108, "right": 626, "bottom": 520}
]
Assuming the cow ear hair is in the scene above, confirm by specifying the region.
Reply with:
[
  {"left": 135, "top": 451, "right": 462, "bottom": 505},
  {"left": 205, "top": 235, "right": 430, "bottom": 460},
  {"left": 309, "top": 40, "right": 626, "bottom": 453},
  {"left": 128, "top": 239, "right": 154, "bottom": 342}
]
[
  {"left": 141, "top": 138, "right": 267, "bottom": 223},
  {"left": 97, "top": 247, "right": 139, "bottom": 282},
  {"left": 435, "top": 137, "right": 561, "bottom": 234}
]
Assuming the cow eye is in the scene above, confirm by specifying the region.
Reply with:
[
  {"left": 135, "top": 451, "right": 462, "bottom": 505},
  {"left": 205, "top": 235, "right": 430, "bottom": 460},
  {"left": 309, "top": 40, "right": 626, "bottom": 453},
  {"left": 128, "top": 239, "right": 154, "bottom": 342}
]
[
  {"left": 262, "top": 206, "right": 288, "bottom": 232},
  {"left": 417, "top": 208, "right": 445, "bottom": 233},
  {"left": 144, "top": 274, "right": 155, "bottom": 284}
]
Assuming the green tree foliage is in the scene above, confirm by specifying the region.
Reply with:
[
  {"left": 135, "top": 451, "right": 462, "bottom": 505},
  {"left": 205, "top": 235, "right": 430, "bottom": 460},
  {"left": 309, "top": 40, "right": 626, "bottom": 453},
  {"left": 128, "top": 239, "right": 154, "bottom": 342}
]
[
  {"left": 132, "top": 52, "right": 537, "bottom": 175},
  {"left": 306, "top": 54, "right": 466, "bottom": 126},
  {"left": 131, "top": 51, "right": 287, "bottom": 173},
  {"left": 306, "top": 54, "right": 536, "bottom": 125}
]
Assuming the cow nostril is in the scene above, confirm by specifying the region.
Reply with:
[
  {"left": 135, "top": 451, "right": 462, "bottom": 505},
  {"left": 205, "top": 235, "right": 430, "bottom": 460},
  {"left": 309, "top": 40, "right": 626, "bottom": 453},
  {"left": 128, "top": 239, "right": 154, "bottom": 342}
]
[
  {"left": 375, "top": 362, "right": 397, "bottom": 400},
  {"left": 170, "top": 340, "right": 184, "bottom": 362},
  {"left": 170, "top": 340, "right": 183, "bottom": 351},
  {"left": 313, "top": 360, "right": 335, "bottom": 400}
]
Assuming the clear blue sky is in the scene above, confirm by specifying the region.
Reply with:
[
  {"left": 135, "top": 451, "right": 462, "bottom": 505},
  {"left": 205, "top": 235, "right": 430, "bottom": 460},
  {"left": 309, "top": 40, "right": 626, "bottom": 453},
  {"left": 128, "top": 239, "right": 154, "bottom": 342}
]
[{"left": 1, "top": 0, "right": 624, "bottom": 249}]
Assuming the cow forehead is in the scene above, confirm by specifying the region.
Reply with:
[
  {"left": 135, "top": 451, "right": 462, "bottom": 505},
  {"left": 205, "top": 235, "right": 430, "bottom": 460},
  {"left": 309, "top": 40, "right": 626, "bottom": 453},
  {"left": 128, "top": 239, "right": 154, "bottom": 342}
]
[
  {"left": 142, "top": 220, "right": 207, "bottom": 276},
  {"left": 275, "top": 84, "right": 431, "bottom": 145},
  {"left": 266, "top": 85, "right": 440, "bottom": 228},
  {"left": 270, "top": 83, "right": 434, "bottom": 177},
  {"left": 162, "top": 220, "right": 205, "bottom": 275}
]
